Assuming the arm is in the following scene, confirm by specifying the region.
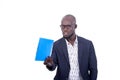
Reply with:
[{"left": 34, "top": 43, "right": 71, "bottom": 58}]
[
  {"left": 89, "top": 41, "right": 98, "bottom": 80},
  {"left": 44, "top": 44, "right": 58, "bottom": 71}
]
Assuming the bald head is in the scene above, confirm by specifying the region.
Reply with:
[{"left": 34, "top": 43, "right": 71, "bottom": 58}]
[
  {"left": 60, "top": 14, "right": 77, "bottom": 39},
  {"left": 61, "top": 14, "right": 76, "bottom": 24}
]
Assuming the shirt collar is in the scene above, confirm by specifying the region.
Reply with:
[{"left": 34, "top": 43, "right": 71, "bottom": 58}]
[{"left": 65, "top": 36, "right": 78, "bottom": 45}]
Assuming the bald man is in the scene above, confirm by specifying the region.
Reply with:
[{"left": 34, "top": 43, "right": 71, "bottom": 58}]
[{"left": 44, "top": 14, "right": 98, "bottom": 80}]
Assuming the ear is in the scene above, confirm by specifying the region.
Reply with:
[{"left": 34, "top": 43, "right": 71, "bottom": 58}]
[{"left": 75, "top": 24, "right": 77, "bottom": 28}]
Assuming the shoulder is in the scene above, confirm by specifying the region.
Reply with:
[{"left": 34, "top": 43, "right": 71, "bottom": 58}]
[
  {"left": 53, "top": 37, "right": 65, "bottom": 47},
  {"left": 77, "top": 36, "right": 93, "bottom": 45},
  {"left": 77, "top": 36, "right": 91, "bottom": 42}
]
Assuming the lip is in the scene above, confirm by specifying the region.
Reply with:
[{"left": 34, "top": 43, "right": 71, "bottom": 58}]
[{"left": 63, "top": 32, "right": 68, "bottom": 35}]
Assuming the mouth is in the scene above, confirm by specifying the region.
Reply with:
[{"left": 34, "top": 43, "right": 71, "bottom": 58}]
[
  {"left": 64, "top": 32, "right": 68, "bottom": 35},
  {"left": 63, "top": 32, "right": 68, "bottom": 36},
  {"left": 63, "top": 31, "right": 74, "bottom": 39}
]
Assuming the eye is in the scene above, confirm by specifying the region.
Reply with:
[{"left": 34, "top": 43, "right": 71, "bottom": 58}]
[{"left": 60, "top": 25, "right": 72, "bottom": 29}]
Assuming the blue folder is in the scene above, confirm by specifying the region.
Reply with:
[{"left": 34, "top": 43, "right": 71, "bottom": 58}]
[{"left": 35, "top": 38, "right": 54, "bottom": 61}]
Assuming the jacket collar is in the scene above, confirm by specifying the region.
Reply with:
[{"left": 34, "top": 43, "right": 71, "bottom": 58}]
[{"left": 61, "top": 36, "right": 83, "bottom": 66}]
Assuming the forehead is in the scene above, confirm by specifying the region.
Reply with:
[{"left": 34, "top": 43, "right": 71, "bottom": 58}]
[{"left": 61, "top": 17, "right": 73, "bottom": 25}]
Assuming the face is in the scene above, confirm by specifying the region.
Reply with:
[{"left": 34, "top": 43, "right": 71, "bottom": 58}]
[{"left": 60, "top": 17, "right": 76, "bottom": 39}]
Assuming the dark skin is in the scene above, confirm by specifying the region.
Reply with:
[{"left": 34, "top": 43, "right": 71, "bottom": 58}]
[
  {"left": 44, "top": 15, "right": 77, "bottom": 67},
  {"left": 61, "top": 15, "right": 77, "bottom": 45}
]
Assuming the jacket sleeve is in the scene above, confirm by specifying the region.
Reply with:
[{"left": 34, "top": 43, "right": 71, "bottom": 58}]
[
  {"left": 89, "top": 41, "right": 98, "bottom": 80},
  {"left": 46, "top": 43, "right": 58, "bottom": 71}
]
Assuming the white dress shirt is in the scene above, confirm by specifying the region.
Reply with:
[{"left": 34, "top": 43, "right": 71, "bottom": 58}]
[{"left": 65, "top": 37, "right": 81, "bottom": 80}]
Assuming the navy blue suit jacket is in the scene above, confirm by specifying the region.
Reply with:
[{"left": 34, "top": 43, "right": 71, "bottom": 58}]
[{"left": 47, "top": 36, "right": 97, "bottom": 80}]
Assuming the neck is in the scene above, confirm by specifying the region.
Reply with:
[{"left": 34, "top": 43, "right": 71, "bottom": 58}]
[{"left": 66, "top": 34, "right": 76, "bottom": 45}]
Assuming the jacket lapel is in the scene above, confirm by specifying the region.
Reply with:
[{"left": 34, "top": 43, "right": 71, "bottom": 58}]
[
  {"left": 77, "top": 37, "right": 83, "bottom": 66},
  {"left": 61, "top": 37, "right": 83, "bottom": 67},
  {"left": 61, "top": 38, "right": 70, "bottom": 66}
]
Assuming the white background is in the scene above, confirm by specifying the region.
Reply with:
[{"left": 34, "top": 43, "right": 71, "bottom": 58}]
[{"left": 0, "top": 0, "right": 120, "bottom": 80}]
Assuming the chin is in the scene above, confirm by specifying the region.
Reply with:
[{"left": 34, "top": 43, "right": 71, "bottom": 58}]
[{"left": 63, "top": 35, "right": 69, "bottom": 39}]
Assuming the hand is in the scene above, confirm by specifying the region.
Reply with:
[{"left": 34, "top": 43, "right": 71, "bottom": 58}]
[{"left": 44, "top": 56, "right": 54, "bottom": 67}]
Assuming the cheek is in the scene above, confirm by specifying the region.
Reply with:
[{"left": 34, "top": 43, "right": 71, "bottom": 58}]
[
  {"left": 61, "top": 28, "right": 74, "bottom": 34},
  {"left": 69, "top": 29, "right": 74, "bottom": 33}
]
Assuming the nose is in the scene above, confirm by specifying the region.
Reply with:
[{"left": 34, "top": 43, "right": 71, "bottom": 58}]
[{"left": 62, "top": 28, "right": 68, "bottom": 33}]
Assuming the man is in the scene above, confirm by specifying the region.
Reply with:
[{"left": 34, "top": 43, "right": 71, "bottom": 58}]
[{"left": 44, "top": 14, "right": 98, "bottom": 80}]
